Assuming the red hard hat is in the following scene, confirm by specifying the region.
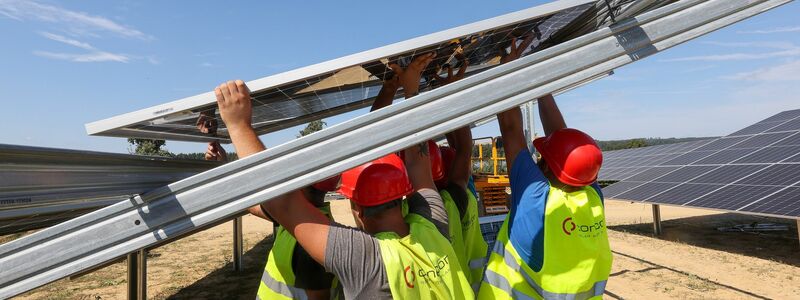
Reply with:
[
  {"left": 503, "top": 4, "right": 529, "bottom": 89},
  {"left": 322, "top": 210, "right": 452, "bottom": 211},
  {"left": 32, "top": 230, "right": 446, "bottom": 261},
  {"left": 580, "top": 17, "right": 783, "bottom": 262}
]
[
  {"left": 436, "top": 146, "right": 456, "bottom": 189},
  {"left": 311, "top": 175, "right": 341, "bottom": 192},
  {"left": 533, "top": 128, "right": 602, "bottom": 187},
  {"left": 398, "top": 140, "right": 445, "bottom": 182},
  {"left": 339, "top": 154, "right": 413, "bottom": 207}
]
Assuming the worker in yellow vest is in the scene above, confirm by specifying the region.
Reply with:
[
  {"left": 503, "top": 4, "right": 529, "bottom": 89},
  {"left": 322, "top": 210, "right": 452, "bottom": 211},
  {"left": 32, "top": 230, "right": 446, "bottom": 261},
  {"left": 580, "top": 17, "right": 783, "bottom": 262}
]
[
  {"left": 438, "top": 144, "right": 489, "bottom": 292},
  {"left": 477, "top": 36, "right": 612, "bottom": 299},
  {"left": 212, "top": 49, "right": 472, "bottom": 298},
  {"left": 204, "top": 140, "right": 341, "bottom": 300}
]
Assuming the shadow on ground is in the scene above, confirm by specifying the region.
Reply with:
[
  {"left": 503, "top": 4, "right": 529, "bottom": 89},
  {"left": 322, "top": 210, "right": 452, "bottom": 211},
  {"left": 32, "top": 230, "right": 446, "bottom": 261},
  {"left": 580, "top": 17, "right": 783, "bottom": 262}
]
[
  {"left": 609, "top": 212, "right": 800, "bottom": 267},
  {"left": 158, "top": 234, "right": 275, "bottom": 300}
]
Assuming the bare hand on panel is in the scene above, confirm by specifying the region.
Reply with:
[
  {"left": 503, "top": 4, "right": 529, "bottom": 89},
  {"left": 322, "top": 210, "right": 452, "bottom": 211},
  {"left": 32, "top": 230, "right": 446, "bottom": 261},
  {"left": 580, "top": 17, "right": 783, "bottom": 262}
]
[
  {"left": 389, "top": 52, "right": 436, "bottom": 98},
  {"left": 433, "top": 51, "right": 468, "bottom": 87},
  {"left": 204, "top": 141, "right": 227, "bottom": 162},
  {"left": 500, "top": 34, "right": 534, "bottom": 64},
  {"left": 215, "top": 80, "right": 253, "bottom": 134}
]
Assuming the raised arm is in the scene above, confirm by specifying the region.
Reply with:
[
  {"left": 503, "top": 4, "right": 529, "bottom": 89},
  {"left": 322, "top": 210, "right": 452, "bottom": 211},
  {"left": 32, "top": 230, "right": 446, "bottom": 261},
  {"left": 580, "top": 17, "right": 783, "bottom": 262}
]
[
  {"left": 537, "top": 94, "right": 567, "bottom": 136},
  {"left": 496, "top": 35, "right": 536, "bottom": 170},
  {"left": 370, "top": 75, "right": 400, "bottom": 111},
  {"left": 445, "top": 126, "right": 473, "bottom": 189},
  {"left": 404, "top": 142, "right": 437, "bottom": 191},
  {"left": 438, "top": 53, "right": 472, "bottom": 189},
  {"left": 216, "top": 80, "right": 331, "bottom": 263}
]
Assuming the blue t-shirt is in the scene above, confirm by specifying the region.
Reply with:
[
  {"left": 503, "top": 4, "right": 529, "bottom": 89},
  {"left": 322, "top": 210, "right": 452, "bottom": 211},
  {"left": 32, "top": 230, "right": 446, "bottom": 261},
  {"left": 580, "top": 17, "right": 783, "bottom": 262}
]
[{"left": 508, "top": 149, "right": 603, "bottom": 272}]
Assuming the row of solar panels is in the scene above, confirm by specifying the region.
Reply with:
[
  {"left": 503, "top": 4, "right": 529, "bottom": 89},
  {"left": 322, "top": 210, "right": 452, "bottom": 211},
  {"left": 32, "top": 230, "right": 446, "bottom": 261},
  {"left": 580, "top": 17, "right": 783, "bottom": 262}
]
[{"left": 599, "top": 109, "right": 800, "bottom": 218}]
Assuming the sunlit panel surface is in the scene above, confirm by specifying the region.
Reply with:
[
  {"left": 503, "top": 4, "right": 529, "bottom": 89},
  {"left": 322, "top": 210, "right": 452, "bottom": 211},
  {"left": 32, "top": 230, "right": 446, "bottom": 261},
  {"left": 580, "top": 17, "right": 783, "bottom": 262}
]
[{"left": 87, "top": 0, "right": 655, "bottom": 142}]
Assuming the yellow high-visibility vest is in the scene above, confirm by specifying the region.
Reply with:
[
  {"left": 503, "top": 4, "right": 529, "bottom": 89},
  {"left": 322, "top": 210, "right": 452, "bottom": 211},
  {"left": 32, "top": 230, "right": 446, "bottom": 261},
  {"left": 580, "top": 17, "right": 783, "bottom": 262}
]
[
  {"left": 257, "top": 205, "right": 340, "bottom": 300},
  {"left": 376, "top": 212, "right": 474, "bottom": 299},
  {"left": 478, "top": 185, "right": 612, "bottom": 299}
]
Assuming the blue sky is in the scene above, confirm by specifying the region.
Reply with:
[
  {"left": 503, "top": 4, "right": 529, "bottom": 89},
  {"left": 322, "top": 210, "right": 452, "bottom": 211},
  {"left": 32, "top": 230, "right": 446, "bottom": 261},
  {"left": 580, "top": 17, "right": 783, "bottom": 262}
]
[{"left": 1, "top": 0, "right": 798, "bottom": 155}]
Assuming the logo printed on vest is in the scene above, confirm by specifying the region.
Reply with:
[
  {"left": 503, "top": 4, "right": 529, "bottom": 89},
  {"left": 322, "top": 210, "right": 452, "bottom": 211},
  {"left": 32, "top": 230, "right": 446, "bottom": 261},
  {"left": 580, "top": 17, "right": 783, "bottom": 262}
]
[
  {"left": 417, "top": 255, "right": 451, "bottom": 280},
  {"left": 403, "top": 265, "right": 415, "bottom": 288},
  {"left": 562, "top": 217, "right": 577, "bottom": 235},
  {"left": 562, "top": 217, "right": 605, "bottom": 237}
]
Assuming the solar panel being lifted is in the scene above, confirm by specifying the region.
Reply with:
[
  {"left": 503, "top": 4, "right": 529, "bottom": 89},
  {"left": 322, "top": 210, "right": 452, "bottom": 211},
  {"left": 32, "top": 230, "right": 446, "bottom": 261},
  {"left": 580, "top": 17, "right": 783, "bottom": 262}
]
[
  {"left": 85, "top": 0, "right": 651, "bottom": 143},
  {"left": 603, "top": 109, "right": 800, "bottom": 218}
]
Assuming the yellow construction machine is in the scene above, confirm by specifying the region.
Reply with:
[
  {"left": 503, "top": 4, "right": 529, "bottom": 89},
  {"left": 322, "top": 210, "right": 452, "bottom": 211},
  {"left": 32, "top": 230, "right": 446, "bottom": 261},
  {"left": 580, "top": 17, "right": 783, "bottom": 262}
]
[{"left": 471, "top": 137, "right": 511, "bottom": 216}]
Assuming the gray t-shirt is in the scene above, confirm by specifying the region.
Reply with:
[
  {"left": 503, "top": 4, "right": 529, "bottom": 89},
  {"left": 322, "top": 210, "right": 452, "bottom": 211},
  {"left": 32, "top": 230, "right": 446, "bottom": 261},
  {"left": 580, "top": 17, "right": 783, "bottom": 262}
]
[{"left": 324, "top": 188, "right": 449, "bottom": 299}]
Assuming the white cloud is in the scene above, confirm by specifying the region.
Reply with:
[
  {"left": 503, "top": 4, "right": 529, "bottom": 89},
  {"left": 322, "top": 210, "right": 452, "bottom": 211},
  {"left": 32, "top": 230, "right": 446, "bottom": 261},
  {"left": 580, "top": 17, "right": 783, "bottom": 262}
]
[
  {"left": 0, "top": 0, "right": 151, "bottom": 40},
  {"left": 738, "top": 26, "right": 800, "bottom": 34},
  {"left": 33, "top": 50, "right": 130, "bottom": 63},
  {"left": 200, "top": 62, "right": 213, "bottom": 67},
  {"left": 34, "top": 31, "right": 134, "bottom": 63},
  {"left": 38, "top": 31, "right": 94, "bottom": 50},
  {"left": 723, "top": 60, "right": 800, "bottom": 81}
]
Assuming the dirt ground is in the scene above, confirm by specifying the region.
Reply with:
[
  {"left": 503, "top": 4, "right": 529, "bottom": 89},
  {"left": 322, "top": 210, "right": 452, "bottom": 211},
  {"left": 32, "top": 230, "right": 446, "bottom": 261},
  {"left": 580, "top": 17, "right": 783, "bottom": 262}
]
[{"left": 7, "top": 199, "right": 800, "bottom": 300}]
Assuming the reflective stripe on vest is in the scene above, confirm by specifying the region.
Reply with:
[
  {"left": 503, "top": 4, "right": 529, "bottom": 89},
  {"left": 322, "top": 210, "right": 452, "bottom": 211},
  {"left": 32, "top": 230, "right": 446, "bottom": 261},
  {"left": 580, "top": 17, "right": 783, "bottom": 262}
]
[
  {"left": 485, "top": 237, "right": 607, "bottom": 300},
  {"left": 257, "top": 204, "right": 333, "bottom": 300},
  {"left": 463, "top": 189, "right": 488, "bottom": 286},
  {"left": 259, "top": 269, "right": 309, "bottom": 300},
  {"left": 479, "top": 184, "right": 612, "bottom": 300}
]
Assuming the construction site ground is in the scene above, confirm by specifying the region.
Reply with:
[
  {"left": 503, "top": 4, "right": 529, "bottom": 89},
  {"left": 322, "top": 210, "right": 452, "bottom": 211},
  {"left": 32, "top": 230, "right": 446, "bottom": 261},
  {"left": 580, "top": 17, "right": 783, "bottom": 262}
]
[{"left": 5, "top": 199, "right": 800, "bottom": 300}]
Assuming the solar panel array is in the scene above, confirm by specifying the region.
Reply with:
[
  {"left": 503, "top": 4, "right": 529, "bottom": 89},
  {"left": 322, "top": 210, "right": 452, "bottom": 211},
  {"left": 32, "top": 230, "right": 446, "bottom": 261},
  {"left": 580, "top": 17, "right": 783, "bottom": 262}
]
[
  {"left": 598, "top": 139, "right": 712, "bottom": 181},
  {"left": 87, "top": 0, "right": 647, "bottom": 142},
  {"left": 603, "top": 109, "right": 800, "bottom": 218}
]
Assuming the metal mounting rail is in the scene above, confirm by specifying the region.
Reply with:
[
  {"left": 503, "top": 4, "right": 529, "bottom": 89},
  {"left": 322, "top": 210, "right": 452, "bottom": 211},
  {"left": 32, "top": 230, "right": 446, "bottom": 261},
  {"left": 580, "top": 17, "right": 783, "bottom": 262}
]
[
  {"left": 0, "top": 0, "right": 790, "bottom": 297},
  {"left": 0, "top": 144, "right": 219, "bottom": 235}
]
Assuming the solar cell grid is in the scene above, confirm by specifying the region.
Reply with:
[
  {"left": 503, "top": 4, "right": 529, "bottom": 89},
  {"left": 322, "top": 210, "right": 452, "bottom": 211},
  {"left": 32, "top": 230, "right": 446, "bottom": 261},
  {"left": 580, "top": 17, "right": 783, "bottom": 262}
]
[
  {"left": 615, "top": 182, "right": 677, "bottom": 200},
  {"left": 765, "top": 118, "right": 800, "bottom": 133},
  {"left": 736, "top": 164, "right": 800, "bottom": 186},
  {"left": 647, "top": 183, "right": 723, "bottom": 205},
  {"left": 783, "top": 154, "right": 800, "bottom": 163},
  {"left": 691, "top": 148, "right": 754, "bottom": 165},
  {"left": 740, "top": 187, "right": 800, "bottom": 217},
  {"left": 659, "top": 151, "right": 716, "bottom": 166},
  {"left": 688, "top": 164, "right": 769, "bottom": 184},
  {"left": 733, "top": 146, "right": 800, "bottom": 164},
  {"left": 602, "top": 181, "right": 646, "bottom": 198},
  {"left": 624, "top": 166, "right": 681, "bottom": 182},
  {"left": 651, "top": 165, "right": 718, "bottom": 183},
  {"left": 689, "top": 184, "right": 783, "bottom": 210},
  {"left": 774, "top": 132, "right": 800, "bottom": 146},
  {"left": 728, "top": 121, "right": 784, "bottom": 137},
  {"left": 756, "top": 109, "right": 800, "bottom": 124},
  {"left": 692, "top": 136, "right": 748, "bottom": 151},
  {"left": 727, "top": 132, "right": 793, "bottom": 149}
]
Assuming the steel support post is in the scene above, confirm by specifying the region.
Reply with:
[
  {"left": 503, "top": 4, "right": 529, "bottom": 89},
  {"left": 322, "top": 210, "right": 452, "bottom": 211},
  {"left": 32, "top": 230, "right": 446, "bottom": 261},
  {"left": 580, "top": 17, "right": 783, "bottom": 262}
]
[
  {"left": 233, "top": 216, "right": 244, "bottom": 271},
  {"left": 126, "top": 249, "right": 146, "bottom": 300},
  {"left": 796, "top": 219, "right": 800, "bottom": 248},
  {"left": 652, "top": 204, "right": 662, "bottom": 236},
  {"left": 126, "top": 252, "right": 138, "bottom": 300},
  {"left": 1, "top": 0, "right": 791, "bottom": 297}
]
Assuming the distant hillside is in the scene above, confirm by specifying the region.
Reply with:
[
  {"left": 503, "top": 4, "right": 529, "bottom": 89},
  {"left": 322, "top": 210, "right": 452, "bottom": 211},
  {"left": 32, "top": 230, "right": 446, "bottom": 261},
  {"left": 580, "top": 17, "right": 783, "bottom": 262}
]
[{"left": 596, "top": 137, "right": 716, "bottom": 151}]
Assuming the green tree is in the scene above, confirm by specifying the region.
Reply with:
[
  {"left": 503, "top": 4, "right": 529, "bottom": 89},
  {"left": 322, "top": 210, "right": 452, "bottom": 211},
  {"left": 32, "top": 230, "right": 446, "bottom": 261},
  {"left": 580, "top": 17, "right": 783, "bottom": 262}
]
[
  {"left": 297, "top": 120, "right": 326, "bottom": 138},
  {"left": 127, "top": 138, "right": 173, "bottom": 157},
  {"left": 624, "top": 138, "right": 648, "bottom": 149}
]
